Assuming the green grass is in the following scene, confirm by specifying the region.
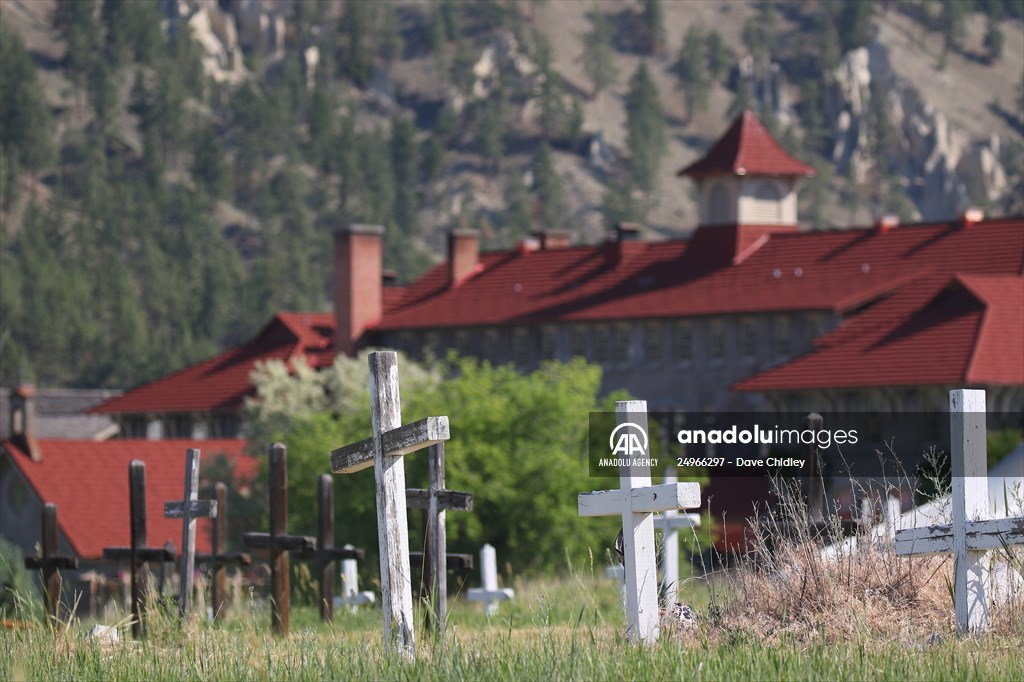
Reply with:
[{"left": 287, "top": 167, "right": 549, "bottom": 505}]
[{"left": 2, "top": 568, "right": 1022, "bottom": 681}]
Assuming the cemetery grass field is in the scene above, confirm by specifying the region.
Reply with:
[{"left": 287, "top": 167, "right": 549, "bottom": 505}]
[{"left": 3, "top": 563, "right": 1023, "bottom": 681}]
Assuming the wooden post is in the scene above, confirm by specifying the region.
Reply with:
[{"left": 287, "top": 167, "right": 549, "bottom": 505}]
[
  {"left": 164, "top": 448, "right": 217, "bottom": 621},
  {"left": 578, "top": 400, "right": 702, "bottom": 645},
  {"left": 102, "top": 460, "right": 176, "bottom": 639},
  {"left": 895, "top": 389, "right": 1024, "bottom": 635},
  {"left": 318, "top": 474, "right": 335, "bottom": 623},
  {"left": 24, "top": 503, "right": 77, "bottom": 622},
  {"left": 806, "top": 413, "right": 825, "bottom": 525},
  {"left": 329, "top": 351, "right": 451, "bottom": 657},
  {"left": 194, "top": 483, "right": 252, "bottom": 621}
]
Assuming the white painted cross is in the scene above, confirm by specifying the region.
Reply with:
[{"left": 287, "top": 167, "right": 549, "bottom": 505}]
[
  {"left": 895, "top": 389, "right": 1024, "bottom": 634},
  {"left": 164, "top": 448, "right": 217, "bottom": 621},
  {"left": 467, "top": 544, "right": 514, "bottom": 616},
  {"left": 656, "top": 466, "right": 701, "bottom": 607},
  {"left": 334, "top": 557, "right": 376, "bottom": 613},
  {"left": 578, "top": 400, "right": 701, "bottom": 645},
  {"left": 329, "top": 351, "right": 450, "bottom": 657}
]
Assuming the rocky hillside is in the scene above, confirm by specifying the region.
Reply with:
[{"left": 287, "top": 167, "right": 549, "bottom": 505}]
[{"left": 1, "top": 0, "right": 1022, "bottom": 389}]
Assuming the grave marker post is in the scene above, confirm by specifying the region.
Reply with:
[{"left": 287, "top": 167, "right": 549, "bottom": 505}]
[
  {"left": 163, "top": 448, "right": 217, "bottom": 621},
  {"left": 24, "top": 503, "right": 77, "bottom": 621}
]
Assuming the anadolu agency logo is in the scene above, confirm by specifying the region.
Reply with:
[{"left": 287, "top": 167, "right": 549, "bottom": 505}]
[{"left": 600, "top": 422, "right": 658, "bottom": 468}]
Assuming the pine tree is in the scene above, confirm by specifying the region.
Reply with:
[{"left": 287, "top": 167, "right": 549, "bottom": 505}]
[
  {"left": 532, "top": 142, "right": 563, "bottom": 228},
  {"left": 579, "top": 11, "right": 619, "bottom": 99},
  {"left": 672, "top": 26, "right": 710, "bottom": 121},
  {"left": 390, "top": 118, "right": 418, "bottom": 230},
  {"left": 838, "top": 0, "right": 875, "bottom": 53},
  {"left": 477, "top": 99, "right": 505, "bottom": 175},
  {"left": 984, "top": 18, "right": 1004, "bottom": 63},
  {"left": 0, "top": 30, "right": 56, "bottom": 179},
  {"left": 704, "top": 29, "right": 733, "bottom": 84},
  {"left": 641, "top": 0, "right": 666, "bottom": 56},
  {"left": 625, "top": 63, "right": 667, "bottom": 194},
  {"left": 339, "top": 0, "right": 375, "bottom": 85}
]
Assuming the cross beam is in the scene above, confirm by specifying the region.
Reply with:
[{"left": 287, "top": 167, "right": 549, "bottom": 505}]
[
  {"left": 578, "top": 400, "right": 701, "bottom": 645},
  {"left": 192, "top": 483, "right": 252, "bottom": 621},
  {"left": 895, "top": 389, "right": 1024, "bottom": 634},
  {"left": 24, "top": 503, "right": 78, "bottom": 621},
  {"left": 329, "top": 351, "right": 451, "bottom": 657},
  {"left": 163, "top": 448, "right": 218, "bottom": 621}
]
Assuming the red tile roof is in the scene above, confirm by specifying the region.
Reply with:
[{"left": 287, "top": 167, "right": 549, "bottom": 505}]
[
  {"left": 734, "top": 273, "right": 1024, "bottom": 391},
  {"left": 3, "top": 439, "right": 254, "bottom": 559},
  {"left": 677, "top": 110, "right": 817, "bottom": 178},
  {"left": 91, "top": 313, "right": 335, "bottom": 415},
  {"left": 374, "top": 219, "right": 1024, "bottom": 330}
]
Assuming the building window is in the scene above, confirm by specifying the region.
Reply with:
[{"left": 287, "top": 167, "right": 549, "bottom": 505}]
[
  {"left": 709, "top": 183, "right": 731, "bottom": 224},
  {"left": 674, "top": 321, "right": 693, "bottom": 361},
  {"left": 512, "top": 327, "right": 531, "bottom": 366},
  {"left": 751, "top": 181, "right": 783, "bottom": 223},
  {"left": 210, "top": 414, "right": 240, "bottom": 439},
  {"left": 424, "top": 331, "right": 440, "bottom": 359},
  {"left": 396, "top": 331, "right": 414, "bottom": 353},
  {"left": 570, "top": 325, "right": 587, "bottom": 359},
  {"left": 709, "top": 319, "right": 725, "bottom": 359},
  {"left": 774, "top": 317, "right": 790, "bottom": 356},
  {"left": 454, "top": 329, "right": 473, "bottom": 357},
  {"left": 612, "top": 324, "right": 631, "bottom": 364},
  {"left": 540, "top": 325, "right": 557, "bottom": 359},
  {"left": 644, "top": 321, "right": 662, "bottom": 362},
  {"left": 741, "top": 318, "right": 758, "bottom": 359},
  {"left": 122, "top": 416, "right": 147, "bottom": 438},
  {"left": 481, "top": 328, "right": 500, "bottom": 361},
  {"left": 592, "top": 324, "right": 609, "bottom": 363},
  {"left": 165, "top": 414, "right": 193, "bottom": 439}
]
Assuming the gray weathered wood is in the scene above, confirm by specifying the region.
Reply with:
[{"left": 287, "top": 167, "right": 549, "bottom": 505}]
[
  {"left": 578, "top": 482, "right": 701, "bottom": 517},
  {"left": 330, "top": 416, "right": 450, "bottom": 474},
  {"left": 164, "top": 448, "right": 217, "bottom": 621},
  {"left": 406, "top": 487, "right": 474, "bottom": 512},
  {"left": 410, "top": 551, "right": 474, "bottom": 571},
  {"left": 24, "top": 503, "right": 78, "bottom": 621}
]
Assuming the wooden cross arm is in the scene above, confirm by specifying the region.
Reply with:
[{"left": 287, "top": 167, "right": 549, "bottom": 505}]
[
  {"left": 895, "top": 517, "right": 1024, "bottom": 556},
  {"left": 406, "top": 488, "right": 474, "bottom": 512},
  {"left": 164, "top": 500, "right": 217, "bottom": 518},
  {"left": 330, "top": 416, "right": 450, "bottom": 474},
  {"left": 24, "top": 556, "right": 78, "bottom": 570},
  {"left": 578, "top": 482, "right": 702, "bottom": 517},
  {"left": 307, "top": 545, "right": 366, "bottom": 561},
  {"left": 410, "top": 551, "right": 474, "bottom": 571},
  {"left": 102, "top": 546, "right": 177, "bottom": 562},
  {"left": 194, "top": 551, "right": 253, "bottom": 567},
  {"left": 242, "top": 532, "right": 317, "bottom": 552}
]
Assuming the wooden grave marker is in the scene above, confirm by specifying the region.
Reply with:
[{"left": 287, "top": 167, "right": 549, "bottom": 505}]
[
  {"left": 24, "top": 503, "right": 78, "bottom": 622},
  {"left": 467, "top": 544, "right": 514, "bottom": 616},
  {"left": 335, "top": 557, "right": 375, "bottom": 613},
  {"left": 578, "top": 400, "right": 701, "bottom": 645},
  {"left": 163, "top": 448, "right": 218, "bottom": 621},
  {"left": 242, "top": 443, "right": 316, "bottom": 636},
  {"left": 102, "top": 460, "right": 177, "bottom": 639},
  {"left": 407, "top": 442, "right": 474, "bottom": 633},
  {"left": 895, "top": 389, "right": 1024, "bottom": 634},
  {"left": 312, "top": 474, "right": 366, "bottom": 622},
  {"left": 330, "top": 351, "right": 450, "bottom": 657},
  {"left": 193, "top": 482, "right": 252, "bottom": 620}
]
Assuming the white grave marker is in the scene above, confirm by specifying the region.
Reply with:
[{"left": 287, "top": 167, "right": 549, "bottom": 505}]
[
  {"left": 895, "top": 389, "right": 1024, "bottom": 634},
  {"left": 578, "top": 400, "right": 701, "bottom": 645},
  {"left": 329, "top": 351, "right": 450, "bottom": 657},
  {"left": 467, "top": 544, "right": 514, "bottom": 616},
  {"left": 334, "top": 558, "right": 375, "bottom": 613},
  {"left": 656, "top": 467, "right": 701, "bottom": 606}
]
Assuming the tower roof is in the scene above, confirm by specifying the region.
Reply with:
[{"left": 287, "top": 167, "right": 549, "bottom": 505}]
[{"left": 677, "top": 110, "right": 816, "bottom": 178}]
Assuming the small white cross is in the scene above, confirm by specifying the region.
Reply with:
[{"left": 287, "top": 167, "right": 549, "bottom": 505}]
[{"left": 164, "top": 448, "right": 217, "bottom": 621}]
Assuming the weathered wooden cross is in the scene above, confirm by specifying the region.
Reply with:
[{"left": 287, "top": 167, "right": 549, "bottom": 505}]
[
  {"left": 242, "top": 443, "right": 317, "bottom": 636},
  {"left": 330, "top": 351, "right": 450, "bottom": 657},
  {"left": 406, "top": 442, "right": 474, "bottom": 633},
  {"left": 895, "top": 389, "right": 1024, "bottom": 634},
  {"left": 193, "top": 482, "right": 252, "bottom": 621},
  {"left": 24, "top": 503, "right": 78, "bottom": 622},
  {"left": 655, "top": 467, "right": 701, "bottom": 607},
  {"left": 102, "top": 460, "right": 177, "bottom": 639},
  {"left": 467, "top": 543, "right": 514, "bottom": 616},
  {"left": 313, "top": 473, "right": 367, "bottom": 623},
  {"left": 163, "top": 448, "right": 218, "bottom": 621},
  {"left": 578, "top": 400, "right": 702, "bottom": 645}
]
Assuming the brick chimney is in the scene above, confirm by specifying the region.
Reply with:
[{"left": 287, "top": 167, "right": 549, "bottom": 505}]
[
  {"left": 334, "top": 225, "right": 384, "bottom": 357},
  {"left": 9, "top": 384, "right": 40, "bottom": 461},
  {"left": 448, "top": 229, "right": 479, "bottom": 286}
]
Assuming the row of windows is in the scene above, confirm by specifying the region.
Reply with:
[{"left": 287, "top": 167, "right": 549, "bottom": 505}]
[
  {"left": 120, "top": 413, "right": 241, "bottom": 440},
  {"left": 394, "top": 316, "right": 827, "bottom": 367}
]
